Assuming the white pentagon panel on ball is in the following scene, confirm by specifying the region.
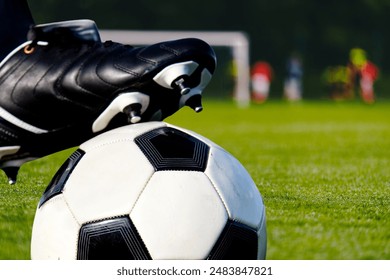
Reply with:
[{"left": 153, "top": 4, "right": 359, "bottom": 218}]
[
  {"left": 63, "top": 132, "right": 155, "bottom": 224},
  {"left": 205, "top": 146, "right": 264, "bottom": 230},
  {"left": 31, "top": 195, "right": 80, "bottom": 259},
  {"left": 130, "top": 171, "right": 228, "bottom": 259}
]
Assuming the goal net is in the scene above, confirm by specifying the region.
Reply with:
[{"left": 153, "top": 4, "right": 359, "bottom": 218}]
[{"left": 100, "top": 30, "right": 250, "bottom": 107}]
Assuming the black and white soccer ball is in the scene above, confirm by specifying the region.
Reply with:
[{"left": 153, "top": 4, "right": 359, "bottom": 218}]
[{"left": 31, "top": 122, "right": 267, "bottom": 260}]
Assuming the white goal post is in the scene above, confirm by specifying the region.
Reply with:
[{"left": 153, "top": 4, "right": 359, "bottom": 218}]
[{"left": 100, "top": 30, "right": 251, "bottom": 107}]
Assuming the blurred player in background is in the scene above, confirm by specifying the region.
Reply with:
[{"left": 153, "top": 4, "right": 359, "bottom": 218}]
[
  {"left": 348, "top": 48, "right": 379, "bottom": 103},
  {"left": 283, "top": 53, "right": 303, "bottom": 101},
  {"left": 359, "top": 59, "right": 379, "bottom": 104},
  {"left": 250, "top": 61, "right": 273, "bottom": 103},
  {"left": 322, "top": 65, "right": 353, "bottom": 100}
]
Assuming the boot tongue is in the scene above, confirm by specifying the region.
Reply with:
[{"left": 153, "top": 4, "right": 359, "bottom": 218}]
[{"left": 27, "top": 19, "right": 101, "bottom": 44}]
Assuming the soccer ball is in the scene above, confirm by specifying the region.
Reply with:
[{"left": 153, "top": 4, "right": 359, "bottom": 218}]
[{"left": 31, "top": 122, "right": 267, "bottom": 260}]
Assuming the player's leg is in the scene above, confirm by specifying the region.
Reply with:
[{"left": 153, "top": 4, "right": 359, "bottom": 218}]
[{"left": 0, "top": 19, "right": 216, "bottom": 184}]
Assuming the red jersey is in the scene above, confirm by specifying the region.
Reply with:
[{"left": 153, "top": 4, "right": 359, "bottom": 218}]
[
  {"left": 361, "top": 61, "right": 378, "bottom": 81},
  {"left": 251, "top": 62, "right": 273, "bottom": 81}
]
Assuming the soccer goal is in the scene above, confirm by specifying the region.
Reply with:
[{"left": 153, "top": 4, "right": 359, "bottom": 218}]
[{"left": 100, "top": 30, "right": 250, "bottom": 107}]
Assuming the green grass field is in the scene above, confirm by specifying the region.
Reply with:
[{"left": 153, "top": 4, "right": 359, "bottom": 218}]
[{"left": 0, "top": 100, "right": 389, "bottom": 260}]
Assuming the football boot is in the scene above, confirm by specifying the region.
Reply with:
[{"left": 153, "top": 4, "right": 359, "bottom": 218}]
[{"left": 0, "top": 19, "right": 216, "bottom": 184}]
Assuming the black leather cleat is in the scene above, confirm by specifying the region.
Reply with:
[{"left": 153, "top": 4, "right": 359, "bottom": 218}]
[{"left": 0, "top": 19, "right": 216, "bottom": 183}]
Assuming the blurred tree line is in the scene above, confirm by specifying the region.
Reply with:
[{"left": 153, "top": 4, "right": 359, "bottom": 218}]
[{"left": 28, "top": 0, "right": 390, "bottom": 98}]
